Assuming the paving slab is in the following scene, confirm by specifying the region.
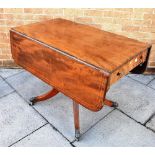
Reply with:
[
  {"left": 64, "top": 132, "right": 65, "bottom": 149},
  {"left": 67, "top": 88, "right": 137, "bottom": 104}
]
[
  {"left": 13, "top": 124, "right": 72, "bottom": 147},
  {"left": 5, "top": 70, "right": 113, "bottom": 141},
  {"left": 34, "top": 93, "right": 113, "bottom": 141},
  {"left": 0, "top": 69, "right": 23, "bottom": 79},
  {"left": 0, "top": 77, "right": 14, "bottom": 98},
  {"left": 128, "top": 73, "right": 155, "bottom": 85},
  {"left": 148, "top": 78, "right": 155, "bottom": 90},
  {"left": 0, "top": 92, "right": 47, "bottom": 146},
  {"left": 6, "top": 71, "right": 51, "bottom": 102},
  {"left": 146, "top": 115, "right": 155, "bottom": 132},
  {"left": 106, "top": 76, "right": 155, "bottom": 124},
  {"left": 73, "top": 110, "right": 155, "bottom": 147}
]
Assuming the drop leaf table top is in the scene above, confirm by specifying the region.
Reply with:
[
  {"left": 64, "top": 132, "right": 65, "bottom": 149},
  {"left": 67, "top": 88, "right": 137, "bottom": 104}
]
[{"left": 10, "top": 18, "right": 151, "bottom": 112}]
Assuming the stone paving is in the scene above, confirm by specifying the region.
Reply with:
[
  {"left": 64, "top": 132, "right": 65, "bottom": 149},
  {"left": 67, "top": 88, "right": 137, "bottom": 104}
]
[{"left": 0, "top": 68, "right": 155, "bottom": 147}]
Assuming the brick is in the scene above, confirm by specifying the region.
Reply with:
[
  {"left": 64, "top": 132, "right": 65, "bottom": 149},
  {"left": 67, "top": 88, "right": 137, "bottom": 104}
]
[
  {"left": 132, "top": 19, "right": 152, "bottom": 27},
  {"left": 24, "top": 8, "right": 33, "bottom": 13},
  {"left": 13, "top": 14, "right": 24, "bottom": 20},
  {"left": 151, "top": 27, "right": 155, "bottom": 33},
  {"left": 0, "top": 14, "right": 3, "bottom": 18},
  {"left": 93, "top": 17, "right": 113, "bottom": 24},
  {"left": 132, "top": 13, "right": 144, "bottom": 20},
  {"left": 23, "top": 20, "right": 37, "bottom": 25},
  {"left": 74, "top": 17, "right": 93, "bottom": 24},
  {"left": 102, "top": 23, "right": 122, "bottom": 32},
  {"left": 103, "top": 11, "right": 114, "bottom": 17},
  {"left": 4, "top": 8, "right": 23, "bottom": 14},
  {"left": 24, "top": 8, "right": 44, "bottom": 14},
  {"left": 1, "top": 48, "right": 11, "bottom": 54},
  {"left": 131, "top": 32, "right": 151, "bottom": 39},
  {"left": 2, "top": 14, "right": 14, "bottom": 20},
  {"left": 2, "top": 59, "right": 16, "bottom": 67},
  {"left": 113, "top": 18, "right": 131, "bottom": 25},
  {"left": 0, "top": 37, "right": 9, "bottom": 43},
  {"left": 152, "top": 20, "right": 155, "bottom": 25},
  {"left": 0, "top": 26, "right": 7, "bottom": 32},
  {"left": 43, "top": 9, "right": 63, "bottom": 15},
  {"left": 151, "top": 40, "right": 155, "bottom": 44},
  {"left": 64, "top": 9, "right": 83, "bottom": 17},
  {"left": 0, "top": 20, "right": 5, "bottom": 25},
  {"left": 149, "top": 50, "right": 155, "bottom": 61},
  {"left": 33, "top": 9, "right": 44, "bottom": 14},
  {"left": 0, "top": 54, "right": 11, "bottom": 59},
  {"left": 5, "top": 20, "right": 24, "bottom": 26},
  {"left": 114, "top": 8, "right": 133, "bottom": 12},
  {"left": 33, "top": 15, "right": 52, "bottom": 21},
  {"left": 0, "top": 43, "right": 9, "bottom": 48},
  {"left": 113, "top": 11, "right": 131, "bottom": 19},
  {"left": 122, "top": 26, "right": 140, "bottom": 32},
  {"left": 0, "top": 60, "right": 2, "bottom": 66},
  {"left": 151, "top": 33, "right": 155, "bottom": 40},
  {"left": 139, "top": 27, "right": 151, "bottom": 33},
  {"left": 134, "top": 8, "right": 154, "bottom": 14},
  {"left": 97, "top": 9, "right": 113, "bottom": 12},
  {"left": 151, "top": 44, "right": 155, "bottom": 51},
  {"left": 144, "top": 14, "right": 155, "bottom": 20},
  {"left": 148, "top": 61, "right": 155, "bottom": 67},
  {"left": 22, "top": 14, "right": 34, "bottom": 20},
  {"left": 84, "top": 10, "right": 103, "bottom": 17},
  {"left": 0, "top": 8, "right": 4, "bottom": 13}
]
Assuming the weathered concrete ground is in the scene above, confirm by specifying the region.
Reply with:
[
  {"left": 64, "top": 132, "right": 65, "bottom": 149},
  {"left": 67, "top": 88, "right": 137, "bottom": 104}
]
[{"left": 0, "top": 68, "right": 155, "bottom": 147}]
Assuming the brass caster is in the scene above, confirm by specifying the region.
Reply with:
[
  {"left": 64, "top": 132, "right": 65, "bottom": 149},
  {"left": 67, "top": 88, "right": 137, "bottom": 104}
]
[
  {"left": 112, "top": 102, "right": 118, "bottom": 108},
  {"left": 75, "top": 129, "right": 80, "bottom": 141},
  {"left": 29, "top": 97, "right": 37, "bottom": 106}
]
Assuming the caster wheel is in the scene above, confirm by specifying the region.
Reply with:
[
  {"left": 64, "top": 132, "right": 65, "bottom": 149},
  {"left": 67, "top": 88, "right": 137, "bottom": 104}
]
[
  {"left": 29, "top": 97, "right": 37, "bottom": 106},
  {"left": 29, "top": 102, "right": 34, "bottom": 106},
  {"left": 112, "top": 102, "right": 118, "bottom": 108},
  {"left": 75, "top": 137, "right": 80, "bottom": 141},
  {"left": 75, "top": 130, "right": 80, "bottom": 141}
]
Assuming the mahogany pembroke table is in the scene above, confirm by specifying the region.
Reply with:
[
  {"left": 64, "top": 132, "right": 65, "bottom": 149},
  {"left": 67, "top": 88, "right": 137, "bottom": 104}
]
[{"left": 10, "top": 18, "right": 152, "bottom": 141}]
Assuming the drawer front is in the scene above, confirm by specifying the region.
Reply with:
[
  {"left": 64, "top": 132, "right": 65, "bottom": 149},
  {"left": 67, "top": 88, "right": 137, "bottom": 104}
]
[
  {"left": 109, "top": 50, "right": 148, "bottom": 86},
  {"left": 10, "top": 31, "right": 109, "bottom": 111}
]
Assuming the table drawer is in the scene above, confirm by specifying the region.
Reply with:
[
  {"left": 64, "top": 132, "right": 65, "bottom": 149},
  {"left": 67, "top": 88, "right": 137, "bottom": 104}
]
[{"left": 109, "top": 50, "right": 148, "bottom": 86}]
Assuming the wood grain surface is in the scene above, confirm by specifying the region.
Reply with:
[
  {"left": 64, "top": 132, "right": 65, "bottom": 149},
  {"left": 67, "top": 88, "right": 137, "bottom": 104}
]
[
  {"left": 10, "top": 18, "right": 151, "bottom": 112},
  {"left": 10, "top": 31, "right": 109, "bottom": 111},
  {"left": 12, "top": 18, "right": 151, "bottom": 73}
]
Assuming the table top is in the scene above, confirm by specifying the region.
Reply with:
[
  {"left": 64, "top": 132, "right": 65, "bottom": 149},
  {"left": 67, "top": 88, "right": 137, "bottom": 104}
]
[{"left": 12, "top": 18, "right": 151, "bottom": 73}]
